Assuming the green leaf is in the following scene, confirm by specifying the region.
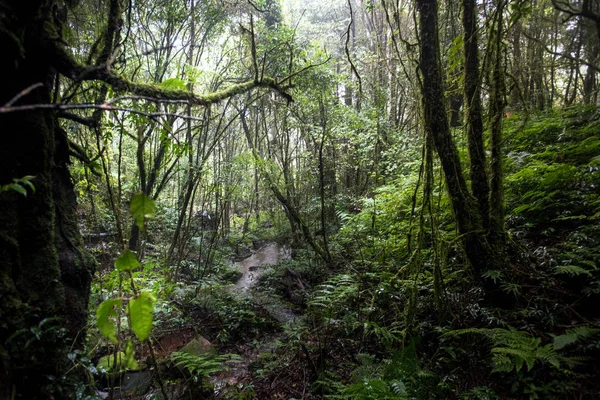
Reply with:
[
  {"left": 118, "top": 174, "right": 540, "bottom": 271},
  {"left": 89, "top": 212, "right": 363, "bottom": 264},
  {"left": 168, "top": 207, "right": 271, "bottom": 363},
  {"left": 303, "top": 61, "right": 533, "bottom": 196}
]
[
  {"left": 128, "top": 292, "right": 155, "bottom": 342},
  {"left": 96, "top": 299, "right": 123, "bottom": 344},
  {"left": 10, "top": 184, "right": 27, "bottom": 196},
  {"left": 124, "top": 340, "right": 139, "bottom": 370},
  {"left": 114, "top": 250, "right": 141, "bottom": 271},
  {"left": 130, "top": 193, "right": 156, "bottom": 231},
  {"left": 553, "top": 265, "right": 592, "bottom": 277},
  {"left": 159, "top": 77, "right": 187, "bottom": 91},
  {"left": 23, "top": 180, "right": 35, "bottom": 192}
]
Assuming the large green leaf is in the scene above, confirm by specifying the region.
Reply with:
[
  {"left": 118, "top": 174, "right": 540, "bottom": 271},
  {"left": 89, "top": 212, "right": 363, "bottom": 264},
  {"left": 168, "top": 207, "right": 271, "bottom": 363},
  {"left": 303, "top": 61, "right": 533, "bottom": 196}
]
[
  {"left": 159, "top": 77, "right": 187, "bottom": 91},
  {"left": 130, "top": 193, "right": 156, "bottom": 231},
  {"left": 128, "top": 292, "right": 155, "bottom": 342},
  {"left": 114, "top": 250, "right": 141, "bottom": 271},
  {"left": 96, "top": 299, "right": 123, "bottom": 344}
]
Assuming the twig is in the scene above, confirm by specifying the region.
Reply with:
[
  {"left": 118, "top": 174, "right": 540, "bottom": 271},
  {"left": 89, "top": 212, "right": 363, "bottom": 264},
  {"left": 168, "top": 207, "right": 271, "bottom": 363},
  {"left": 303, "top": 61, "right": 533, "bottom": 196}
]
[
  {"left": 279, "top": 57, "right": 332, "bottom": 85},
  {"left": 523, "top": 31, "right": 600, "bottom": 73},
  {"left": 106, "top": 95, "right": 192, "bottom": 105},
  {"left": 1, "top": 102, "right": 206, "bottom": 122},
  {"left": 59, "top": 111, "right": 99, "bottom": 127},
  {"left": 3, "top": 83, "right": 44, "bottom": 107},
  {"left": 344, "top": 0, "right": 363, "bottom": 109},
  {"left": 247, "top": 0, "right": 265, "bottom": 13}
]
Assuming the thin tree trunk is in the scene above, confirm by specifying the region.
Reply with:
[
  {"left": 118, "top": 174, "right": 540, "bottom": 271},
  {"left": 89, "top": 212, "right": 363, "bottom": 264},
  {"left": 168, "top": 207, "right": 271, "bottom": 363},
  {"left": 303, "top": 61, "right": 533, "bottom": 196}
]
[
  {"left": 489, "top": 0, "right": 508, "bottom": 247},
  {"left": 462, "top": 0, "right": 490, "bottom": 229}
]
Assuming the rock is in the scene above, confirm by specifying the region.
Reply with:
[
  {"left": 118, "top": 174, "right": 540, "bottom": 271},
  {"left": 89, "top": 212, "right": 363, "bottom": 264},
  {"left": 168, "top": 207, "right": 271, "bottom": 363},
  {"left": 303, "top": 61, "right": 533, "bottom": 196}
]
[
  {"left": 156, "top": 328, "right": 196, "bottom": 358},
  {"left": 120, "top": 370, "right": 154, "bottom": 395},
  {"left": 178, "top": 335, "right": 214, "bottom": 356}
]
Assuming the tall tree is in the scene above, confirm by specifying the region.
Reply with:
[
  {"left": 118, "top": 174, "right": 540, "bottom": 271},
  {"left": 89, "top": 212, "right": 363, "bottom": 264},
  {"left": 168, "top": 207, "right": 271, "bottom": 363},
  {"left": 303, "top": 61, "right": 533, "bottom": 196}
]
[
  {"left": 462, "top": 0, "right": 490, "bottom": 229},
  {"left": 415, "top": 0, "right": 492, "bottom": 276}
]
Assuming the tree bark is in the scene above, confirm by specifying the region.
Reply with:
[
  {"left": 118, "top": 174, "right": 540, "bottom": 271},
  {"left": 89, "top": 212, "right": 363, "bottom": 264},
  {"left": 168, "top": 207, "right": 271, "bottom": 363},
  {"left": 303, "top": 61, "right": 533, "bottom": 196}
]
[
  {"left": 462, "top": 0, "right": 490, "bottom": 229},
  {"left": 416, "top": 0, "right": 491, "bottom": 275},
  {"left": 489, "top": 0, "right": 508, "bottom": 246},
  {"left": 0, "top": 2, "right": 94, "bottom": 396}
]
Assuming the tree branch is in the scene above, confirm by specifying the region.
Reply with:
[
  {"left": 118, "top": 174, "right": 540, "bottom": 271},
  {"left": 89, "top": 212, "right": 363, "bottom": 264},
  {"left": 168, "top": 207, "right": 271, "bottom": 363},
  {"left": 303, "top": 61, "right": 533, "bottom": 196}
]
[
  {"left": 523, "top": 31, "right": 600, "bottom": 73},
  {"left": 0, "top": 102, "right": 206, "bottom": 122},
  {"left": 45, "top": 34, "right": 293, "bottom": 107},
  {"left": 58, "top": 111, "right": 99, "bottom": 128}
]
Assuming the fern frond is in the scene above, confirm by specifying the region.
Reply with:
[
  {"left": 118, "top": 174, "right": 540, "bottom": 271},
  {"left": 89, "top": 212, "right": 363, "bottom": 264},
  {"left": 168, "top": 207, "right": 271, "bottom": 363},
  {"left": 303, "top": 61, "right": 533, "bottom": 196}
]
[
  {"left": 553, "top": 265, "right": 592, "bottom": 277},
  {"left": 171, "top": 351, "right": 240, "bottom": 378},
  {"left": 553, "top": 326, "right": 599, "bottom": 350},
  {"left": 443, "top": 326, "right": 562, "bottom": 373}
]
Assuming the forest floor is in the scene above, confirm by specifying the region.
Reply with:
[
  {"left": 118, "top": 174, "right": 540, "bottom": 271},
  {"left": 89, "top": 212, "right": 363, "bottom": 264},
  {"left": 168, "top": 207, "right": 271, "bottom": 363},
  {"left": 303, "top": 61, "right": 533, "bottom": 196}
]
[
  {"left": 211, "top": 242, "right": 299, "bottom": 397},
  {"left": 90, "top": 107, "right": 600, "bottom": 399},
  {"left": 101, "top": 241, "right": 309, "bottom": 399}
]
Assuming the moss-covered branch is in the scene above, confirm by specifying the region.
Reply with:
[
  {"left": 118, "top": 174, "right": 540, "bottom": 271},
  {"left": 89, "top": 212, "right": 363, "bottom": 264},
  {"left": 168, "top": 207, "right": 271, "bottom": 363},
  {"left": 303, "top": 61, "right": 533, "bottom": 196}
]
[{"left": 45, "top": 33, "right": 293, "bottom": 106}]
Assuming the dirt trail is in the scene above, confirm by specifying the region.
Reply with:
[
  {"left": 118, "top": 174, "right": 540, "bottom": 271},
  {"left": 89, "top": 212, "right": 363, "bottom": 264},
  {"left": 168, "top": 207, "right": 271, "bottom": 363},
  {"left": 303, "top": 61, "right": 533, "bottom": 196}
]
[
  {"left": 235, "top": 242, "right": 291, "bottom": 291},
  {"left": 213, "top": 242, "right": 296, "bottom": 396}
]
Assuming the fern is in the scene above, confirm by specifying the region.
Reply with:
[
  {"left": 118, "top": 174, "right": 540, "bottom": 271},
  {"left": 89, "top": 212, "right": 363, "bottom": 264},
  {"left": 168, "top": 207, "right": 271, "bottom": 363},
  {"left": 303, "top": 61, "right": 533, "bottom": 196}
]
[
  {"left": 337, "top": 341, "right": 434, "bottom": 399},
  {"left": 335, "top": 207, "right": 352, "bottom": 225},
  {"left": 553, "top": 326, "right": 600, "bottom": 350},
  {"left": 340, "top": 378, "right": 408, "bottom": 400},
  {"left": 443, "top": 327, "right": 561, "bottom": 373},
  {"left": 309, "top": 274, "right": 358, "bottom": 315},
  {"left": 171, "top": 351, "right": 240, "bottom": 379},
  {"left": 553, "top": 264, "right": 592, "bottom": 277}
]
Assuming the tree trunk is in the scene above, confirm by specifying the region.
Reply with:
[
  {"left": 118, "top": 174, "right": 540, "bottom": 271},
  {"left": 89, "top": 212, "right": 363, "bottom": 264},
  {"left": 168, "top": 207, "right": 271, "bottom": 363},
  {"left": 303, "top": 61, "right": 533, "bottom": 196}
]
[
  {"left": 462, "top": 0, "right": 490, "bottom": 229},
  {"left": 489, "top": 0, "right": 508, "bottom": 247},
  {"left": 416, "top": 0, "right": 491, "bottom": 275},
  {"left": 0, "top": 2, "right": 94, "bottom": 396}
]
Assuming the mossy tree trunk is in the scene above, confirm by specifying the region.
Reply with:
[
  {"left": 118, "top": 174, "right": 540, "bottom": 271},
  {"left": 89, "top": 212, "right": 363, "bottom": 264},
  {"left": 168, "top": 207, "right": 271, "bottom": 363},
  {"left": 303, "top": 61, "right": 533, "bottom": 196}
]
[
  {"left": 489, "top": 0, "right": 508, "bottom": 248},
  {"left": 0, "top": 1, "right": 94, "bottom": 397},
  {"left": 416, "top": 0, "right": 492, "bottom": 276},
  {"left": 462, "top": 0, "right": 490, "bottom": 230}
]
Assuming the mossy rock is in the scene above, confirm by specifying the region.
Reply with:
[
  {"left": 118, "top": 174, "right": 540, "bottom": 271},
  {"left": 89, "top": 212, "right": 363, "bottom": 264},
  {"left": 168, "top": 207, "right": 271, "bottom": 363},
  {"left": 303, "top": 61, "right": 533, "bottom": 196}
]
[
  {"left": 97, "top": 352, "right": 132, "bottom": 373},
  {"left": 221, "top": 266, "right": 243, "bottom": 283},
  {"left": 178, "top": 336, "right": 214, "bottom": 356}
]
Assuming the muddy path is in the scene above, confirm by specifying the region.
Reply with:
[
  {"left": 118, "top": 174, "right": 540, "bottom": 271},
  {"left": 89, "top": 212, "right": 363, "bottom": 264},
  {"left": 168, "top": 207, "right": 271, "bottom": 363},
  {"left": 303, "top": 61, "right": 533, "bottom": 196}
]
[
  {"left": 213, "top": 242, "right": 297, "bottom": 396},
  {"left": 234, "top": 242, "right": 296, "bottom": 324},
  {"left": 235, "top": 242, "right": 291, "bottom": 291}
]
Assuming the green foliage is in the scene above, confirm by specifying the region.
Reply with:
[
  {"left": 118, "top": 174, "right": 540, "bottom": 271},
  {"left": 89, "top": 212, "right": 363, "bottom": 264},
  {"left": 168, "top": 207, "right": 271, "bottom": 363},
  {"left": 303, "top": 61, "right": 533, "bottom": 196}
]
[
  {"left": 130, "top": 193, "right": 156, "bottom": 231},
  {"left": 460, "top": 386, "right": 500, "bottom": 400},
  {"left": 114, "top": 250, "right": 141, "bottom": 271},
  {"left": 96, "top": 341, "right": 138, "bottom": 373},
  {"left": 325, "top": 341, "right": 438, "bottom": 400},
  {"left": 506, "top": 107, "right": 600, "bottom": 234},
  {"left": 171, "top": 351, "right": 240, "bottom": 379},
  {"left": 443, "top": 327, "right": 561, "bottom": 373},
  {"left": 93, "top": 193, "right": 159, "bottom": 386},
  {"left": 128, "top": 292, "right": 156, "bottom": 342},
  {"left": 96, "top": 352, "right": 125, "bottom": 372},
  {"left": 340, "top": 377, "right": 407, "bottom": 400},
  {"left": 335, "top": 175, "right": 423, "bottom": 264},
  {"left": 552, "top": 326, "right": 599, "bottom": 350},
  {"left": 309, "top": 274, "right": 359, "bottom": 315},
  {"left": 159, "top": 77, "right": 187, "bottom": 91},
  {"left": 0, "top": 175, "right": 36, "bottom": 197},
  {"left": 96, "top": 299, "right": 122, "bottom": 344},
  {"left": 553, "top": 264, "right": 593, "bottom": 277}
]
